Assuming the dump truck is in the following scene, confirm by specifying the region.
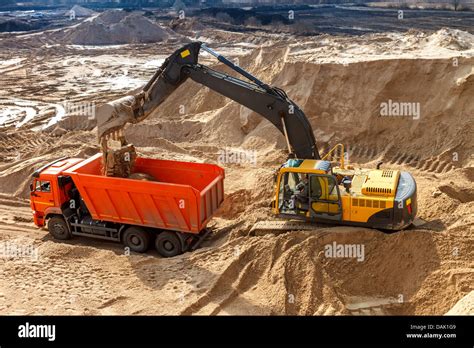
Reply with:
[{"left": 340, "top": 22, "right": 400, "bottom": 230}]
[{"left": 30, "top": 153, "right": 224, "bottom": 257}]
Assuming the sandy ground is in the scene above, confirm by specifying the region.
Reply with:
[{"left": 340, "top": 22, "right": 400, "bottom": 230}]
[{"left": 0, "top": 18, "right": 473, "bottom": 315}]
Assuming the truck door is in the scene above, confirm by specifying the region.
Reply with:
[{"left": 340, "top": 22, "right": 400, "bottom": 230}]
[
  {"left": 31, "top": 179, "right": 55, "bottom": 214},
  {"left": 309, "top": 174, "right": 342, "bottom": 221}
]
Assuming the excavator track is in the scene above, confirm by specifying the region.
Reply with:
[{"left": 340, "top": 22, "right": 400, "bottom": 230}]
[{"left": 250, "top": 220, "right": 320, "bottom": 234}]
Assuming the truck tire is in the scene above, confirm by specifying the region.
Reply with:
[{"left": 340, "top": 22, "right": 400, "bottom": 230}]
[
  {"left": 155, "top": 231, "right": 182, "bottom": 258},
  {"left": 48, "top": 216, "right": 72, "bottom": 240},
  {"left": 123, "top": 227, "right": 150, "bottom": 253}
]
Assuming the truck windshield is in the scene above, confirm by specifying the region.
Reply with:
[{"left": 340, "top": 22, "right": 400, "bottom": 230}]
[{"left": 35, "top": 180, "right": 51, "bottom": 192}]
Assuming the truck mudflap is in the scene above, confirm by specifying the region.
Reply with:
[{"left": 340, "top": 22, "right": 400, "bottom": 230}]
[
  {"left": 188, "top": 228, "right": 213, "bottom": 252},
  {"left": 32, "top": 211, "right": 44, "bottom": 227}
]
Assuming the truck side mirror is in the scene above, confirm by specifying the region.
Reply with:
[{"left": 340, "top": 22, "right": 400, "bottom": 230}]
[{"left": 29, "top": 183, "right": 34, "bottom": 192}]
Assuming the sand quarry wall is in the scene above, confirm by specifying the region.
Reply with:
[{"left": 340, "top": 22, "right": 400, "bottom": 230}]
[
  {"left": 281, "top": 57, "right": 473, "bottom": 168},
  {"left": 129, "top": 51, "right": 473, "bottom": 172}
]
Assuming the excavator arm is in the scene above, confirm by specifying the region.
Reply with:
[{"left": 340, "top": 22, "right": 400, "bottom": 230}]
[{"left": 96, "top": 42, "right": 320, "bottom": 160}]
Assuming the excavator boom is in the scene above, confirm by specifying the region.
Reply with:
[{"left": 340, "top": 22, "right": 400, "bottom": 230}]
[{"left": 96, "top": 42, "right": 320, "bottom": 160}]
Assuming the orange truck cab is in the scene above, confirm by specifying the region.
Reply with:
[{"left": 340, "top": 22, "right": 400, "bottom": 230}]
[{"left": 30, "top": 153, "right": 225, "bottom": 257}]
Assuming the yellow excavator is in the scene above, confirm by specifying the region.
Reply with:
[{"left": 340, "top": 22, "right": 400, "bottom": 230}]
[{"left": 97, "top": 42, "right": 417, "bottom": 231}]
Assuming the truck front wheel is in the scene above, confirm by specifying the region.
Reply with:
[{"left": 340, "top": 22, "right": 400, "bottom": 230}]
[
  {"left": 48, "top": 216, "right": 72, "bottom": 240},
  {"left": 123, "top": 227, "right": 150, "bottom": 253},
  {"left": 155, "top": 231, "right": 182, "bottom": 258}
]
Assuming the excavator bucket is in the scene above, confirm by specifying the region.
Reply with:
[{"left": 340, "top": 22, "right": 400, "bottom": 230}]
[
  {"left": 95, "top": 42, "right": 202, "bottom": 141},
  {"left": 96, "top": 95, "right": 137, "bottom": 142},
  {"left": 95, "top": 42, "right": 202, "bottom": 177}
]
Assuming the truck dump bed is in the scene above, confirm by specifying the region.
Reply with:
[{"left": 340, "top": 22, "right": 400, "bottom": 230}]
[{"left": 64, "top": 153, "right": 224, "bottom": 234}]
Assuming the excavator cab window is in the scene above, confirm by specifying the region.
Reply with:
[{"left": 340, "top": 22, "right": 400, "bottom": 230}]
[
  {"left": 310, "top": 176, "right": 322, "bottom": 198},
  {"left": 309, "top": 175, "right": 339, "bottom": 202},
  {"left": 278, "top": 172, "right": 310, "bottom": 216},
  {"left": 278, "top": 172, "right": 296, "bottom": 208}
]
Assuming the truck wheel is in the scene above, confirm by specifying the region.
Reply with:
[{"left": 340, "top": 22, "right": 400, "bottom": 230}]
[
  {"left": 48, "top": 216, "right": 72, "bottom": 240},
  {"left": 123, "top": 227, "right": 150, "bottom": 253},
  {"left": 155, "top": 231, "right": 182, "bottom": 258}
]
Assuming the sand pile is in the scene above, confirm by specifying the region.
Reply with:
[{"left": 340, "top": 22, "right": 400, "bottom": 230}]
[
  {"left": 281, "top": 28, "right": 474, "bottom": 65},
  {"left": 176, "top": 225, "right": 472, "bottom": 315},
  {"left": 427, "top": 28, "right": 474, "bottom": 51},
  {"left": 59, "top": 10, "right": 176, "bottom": 45},
  {"left": 109, "top": 39, "right": 472, "bottom": 316},
  {"left": 1, "top": 208, "right": 470, "bottom": 315}
]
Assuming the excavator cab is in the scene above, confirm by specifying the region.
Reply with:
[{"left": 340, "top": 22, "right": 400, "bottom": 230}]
[{"left": 275, "top": 159, "right": 343, "bottom": 222}]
